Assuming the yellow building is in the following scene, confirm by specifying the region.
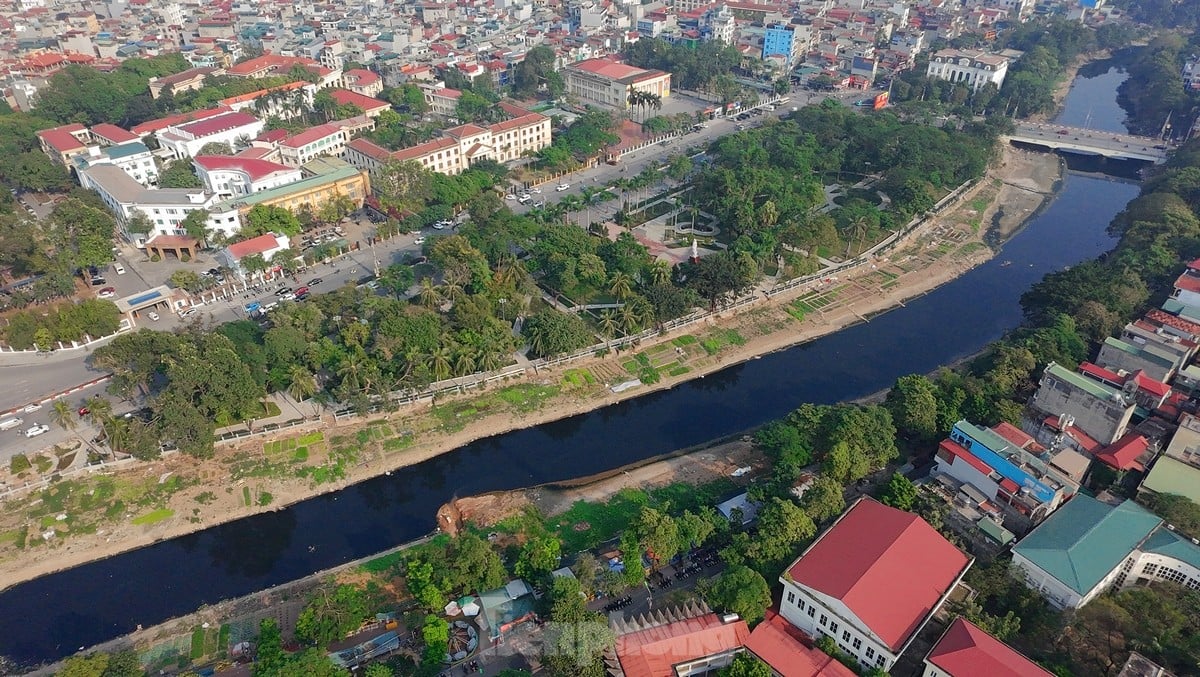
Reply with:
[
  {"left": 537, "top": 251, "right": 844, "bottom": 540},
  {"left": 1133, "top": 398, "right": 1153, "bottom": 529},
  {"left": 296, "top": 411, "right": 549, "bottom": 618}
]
[{"left": 207, "top": 157, "right": 370, "bottom": 231}]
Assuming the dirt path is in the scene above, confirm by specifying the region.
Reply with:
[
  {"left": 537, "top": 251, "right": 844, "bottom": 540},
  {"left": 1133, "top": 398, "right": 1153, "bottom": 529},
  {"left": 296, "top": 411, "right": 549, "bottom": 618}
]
[{"left": 0, "top": 145, "right": 1063, "bottom": 592}]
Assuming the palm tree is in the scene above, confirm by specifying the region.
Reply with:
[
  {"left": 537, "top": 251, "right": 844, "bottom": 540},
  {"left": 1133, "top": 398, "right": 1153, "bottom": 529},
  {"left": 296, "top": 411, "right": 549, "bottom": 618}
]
[
  {"left": 338, "top": 354, "right": 364, "bottom": 391},
  {"left": 599, "top": 310, "right": 619, "bottom": 339},
  {"left": 51, "top": 399, "right": 76, "bottom": 431},
  {"left": 286, "top": 365, "right": 318, "bottom": 406},
  {"left": 85, "top": 395, "right": 113, "bottom": 422},
  {"left": 453, "top": 350, "right": 477, "bottom": 377},
  {"left": 479, "top": 350, "right": 504, "bottom": 372},
  {"left": 418, "top": 278, "right": 443, "bottom": 308},
  {"left": 430, "top": 346, "right": 453, "bottom": 382},
  {"left": 609, "top": 272, "right": 634, "bottom": 300},
  {"left": 648, "top": 260, "right": 671, "bottom": 286},
  {"left": 845, "top": 217, "right": 870, "bottom": 258},
  {"left": 619, "top": 303, "right": 641, "bottom": 334}
]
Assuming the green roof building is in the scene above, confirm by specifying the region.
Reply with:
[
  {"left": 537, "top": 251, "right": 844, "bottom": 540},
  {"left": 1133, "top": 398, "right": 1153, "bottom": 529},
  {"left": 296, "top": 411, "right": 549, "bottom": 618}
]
[{"left": 1013, "top": 495, "right": 1200, "bottom": 609}]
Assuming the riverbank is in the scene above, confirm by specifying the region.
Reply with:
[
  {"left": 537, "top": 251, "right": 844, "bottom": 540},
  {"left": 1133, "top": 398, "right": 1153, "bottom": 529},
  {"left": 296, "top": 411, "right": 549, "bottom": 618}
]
[{"left": 0, "top": 145, "right": 1062, "bottom": 594}]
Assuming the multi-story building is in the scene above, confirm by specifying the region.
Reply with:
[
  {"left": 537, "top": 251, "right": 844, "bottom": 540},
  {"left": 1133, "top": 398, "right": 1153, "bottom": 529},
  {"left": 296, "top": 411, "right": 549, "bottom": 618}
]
[
  {"left": 422, "top": 86, "right": 463, "bottom": 117},
  {"left": 1184, "top": 56, "right": 1200, "bottom": 92},
  {"left": 156, "top": 111, "right": 266, "bottom": 160},
  {"left": 192, "top": 156, "right": 303, "bottom": 199},
  {"left": 73, "top": 142, "right": 159, "bottom": 187},
  {"left": 343, "top": 68, "right": 383, "bottom": 97},
  {"left": 36, "top": 123, "right": 91, "bottom": 166},
  {"left": 921, "top": 617, "right": 1052, "bottom": 677},
  {"left": 762, "top": 23, "right": 802, "bottom": 68},
  {"left": 277, "top": 124, "right": 351, "bottom": 167},
  {"left": 934, "top": 420, "right": 1078, "bottom": 524},
  {"left": 563, "top": 57, "right": 671, "bottom": 109},
  {"left": 1028, "top": 362, "right": 1136, "bottom": 447},
  {"left": 1012, "top": 494, "right": 1200, "bottom": 609},
  {"left": 926, "top": 49, "right": 1010, "bottom": 92},
  {"left": 345, "top": 108, "right": 551, "bottom": 177},
  {"left": 77, "top": 163, "right": 219, "bottom": 241},
  {"left": 778, "top": 498, "right": 972, "bottom": 673},
  {"left": 148, "top": 66, "right": 224, "bottom": 99},
  {"left": 699, "top": 5, "right": 736, "bottom": 45},
  {"left": 205, "top": 157, "right": 369, "bottom": 237}
]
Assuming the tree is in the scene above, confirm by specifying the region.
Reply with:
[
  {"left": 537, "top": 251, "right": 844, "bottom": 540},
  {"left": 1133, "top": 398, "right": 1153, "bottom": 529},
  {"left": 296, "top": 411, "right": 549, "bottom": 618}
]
[
  {"left": 51, "top": 398, "right": 76, "bottom": 431},
  {"left": 198, "top": 141, "right": 233, "bottom": 156},
  {"left": 719, "top": 653, "right": 772, "bottom": 677},
  {"left": 516, "top": 535, "right": 562, "bottom": 580},
  {"left": 294, "top": 583, "right": 372, "bottom": 647},
  {"left": 684, "top": 251, "right": 755, "bottom": 310},
  {"left": 522, "top": 309, "right": 595, "bottom": 358},
  {"left": 286, "top": 365, "right": 318, "bottom": 405},
  {"left": 58, "top": 654, "right": 110, "bottom": 677},
  {"left": 375, "top": 159, "right": 433, "bottom": 213},
  {"left": 252, "top": 618, "right": 287, "bottom": 677},
  {"left": 379, "top": 263, "right": 415, "bottom": 299},
  {"left": 885, "top": 374, "right": 940, "bottom": 444},
  {"left": 542, "top": 576, "right": 613, "bottom": 677},
  {"left": 157, "top": 159, "right": 203, "bottom": 188},
  {"left": 169, "top": 269, "right": 206, "bottom": 293},
  {"left": 878, "top": 473, "right": 918, "bottom": 511},
  {"left": 631, "top": 506, "right": 680, "bottom": 566},
  {"left": 744, "top": 497, "right": 815, "bottom": 572},
  {"left": 179, "top": 210, "right": 212, "bottom": 245},
  {"left": 243, "top": 204, "right": 302, "bottom": 238},
  {"left": 702, "top": 565, "right": 772, "bottom": 623}
]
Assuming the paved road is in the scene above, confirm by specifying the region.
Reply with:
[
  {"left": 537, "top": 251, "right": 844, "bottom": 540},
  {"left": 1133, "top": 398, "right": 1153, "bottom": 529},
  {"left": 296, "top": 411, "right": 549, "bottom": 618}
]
[{"left": 1011, "top": 121, "right": 1168, "bottom": 160}]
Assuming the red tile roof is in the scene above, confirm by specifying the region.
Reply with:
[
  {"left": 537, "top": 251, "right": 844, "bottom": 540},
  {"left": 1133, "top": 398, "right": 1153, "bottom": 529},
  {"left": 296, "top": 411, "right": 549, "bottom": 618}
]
[
  {"left": 614, "top": 613, "right": 750, "bottom": 677},
  {"left": 1131, "top": 370, "right": 1171, "bottom": 398},
  {"left": 939, "top": 439, "right": 993, "bottom": 477},
  {"left": 926, "top": 618, "right": 1052, "bottom": 677},
  {"left": 177, "top": 111, "right": 260, "bottom": 137},
  {"left": 344, "top": 68, "right": 380, "bottom": 87},
  {"left": 329, "top": 88, "right": 390, "bottom": 112},
  {"left": 745, "top": 611, "right": 856, "bottom": 677},
  {"left": 90, "top": 123, "right": 138, "bottom": 144},
  {"left": 786, "top": 499, "right": 970, "bottom": 652},
  {"left": 1096, "top": 433, "right": 1149, "bottom": 472},
  {"left": 132, "top": 107, "right": 229, "bottom": 136},
  {"left": 991, "top": 422, "right": 1037, "bottom": 451},
  {"left": 281, "top": 123, "right": 344, "bottom": 148},
  {"left": 1079, "top": 361, "right": 1125, "bottom": 387},
  {"left": 346, "top": 137, "right": 393, "bottom": 162},
  {"left": 193, "top": 155, "right": 294, "bottom": 181},
  {"left": 1146, "top": 308, "right": 1200, "bottom": 338},
  {"left": 227, "top": 233, "right": 284, "bottom": 260},
  {"left": 1174, "top": 273, "right": 1200, "bottom": 294},
  {"left": 36, "top": 123, "right": 88, "bottom": 153},
  {"left": 1041, "top": 415, "right": 1102, "bottom": 454}
]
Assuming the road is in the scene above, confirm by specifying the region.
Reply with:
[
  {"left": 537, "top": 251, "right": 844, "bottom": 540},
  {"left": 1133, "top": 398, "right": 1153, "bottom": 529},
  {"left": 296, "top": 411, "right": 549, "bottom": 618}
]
[
  {"left": 1010, "top": 122, "right": 1169, "bottom": 161},
  {"left": 0, "top": 85, "right": 874, "bottom": 463}
]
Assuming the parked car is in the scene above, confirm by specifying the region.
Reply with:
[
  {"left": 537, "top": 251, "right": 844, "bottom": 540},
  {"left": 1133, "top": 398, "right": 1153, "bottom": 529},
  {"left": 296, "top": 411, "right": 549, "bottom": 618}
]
[
  {"left": 147, "top": 311, "right": 160, "bottom": 321},
  {"left": 179, "top": 308, "right": 198, "bottom": 318},
  {"left": 505, "top": 193, "right": 517, "bottom": 200},
  {"left": 113, "top": 263, "right": 126, "bottom": 275},
  {"left": 274, "top": 287, "right": 294, "bottom": 296},
  {"left": 295, "top": 286, "right": 309, "bottom": 297},
  {"left": 23, "top": 402, "right": 41, "bottom": 413},
  {"left": 96, "top": 287, "right": 116, "bottom": 299},
  {"left": 433, "top": 221, "right": 449, "bottom": 230},
  {"left": 307, "top": 277, "right": 323, "bottom": 286},
  {"left": 556, "top": 183, "right": 570, "bottom": 191},
  {"left": 0, "top": 417, "right": 23, "bottom": 431},
  {"left": 25, "top": 423, "right": 49, "bottom": 438},
  {"left": 414, "top": 236, "right": 427, "bottom": 245},
  {"left": 77, "top": 406, "right": 90, "bottom": 417},
  {"left": 91, "top": 276, "right": 107, "bottom": 286}
]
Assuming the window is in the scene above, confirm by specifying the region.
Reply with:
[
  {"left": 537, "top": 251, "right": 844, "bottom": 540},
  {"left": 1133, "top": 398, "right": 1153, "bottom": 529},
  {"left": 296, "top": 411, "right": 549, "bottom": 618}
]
[
  {"left": 841, "top": 630, "right": 850, "bottom": 642},
  {"left": 1143, "top": 563, "right": 1159, "bottom": 576},
  {"left": 786, "top": 591, "right": 795, "bottom": 605},
  {"left": 852, "top": 638, "right": 862, "bottom": 650},
  {"left": 866, "top": 647, "right": 875, "bottom": 659},
  {"left": 807, "top": 606, "right": 815, "bottom": 618},
  {"left": 876, "top": 655, "right": 886, "bottom": 667},
  {"left": 819, "top": 614, "right": 827, "bottom": 627},
  {"left": 829, "top": 621, "right": 838, "bottom": 634}
]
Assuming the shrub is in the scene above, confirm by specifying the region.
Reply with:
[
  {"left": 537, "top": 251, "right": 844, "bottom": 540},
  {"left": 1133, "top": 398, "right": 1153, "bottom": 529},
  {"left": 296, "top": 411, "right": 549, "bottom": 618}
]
[
  {"left": 150, "top": 254, "right": 161, "bottom": 262},
  {"left": 10, "top": 454, "right": 31, "bottom": 474}
]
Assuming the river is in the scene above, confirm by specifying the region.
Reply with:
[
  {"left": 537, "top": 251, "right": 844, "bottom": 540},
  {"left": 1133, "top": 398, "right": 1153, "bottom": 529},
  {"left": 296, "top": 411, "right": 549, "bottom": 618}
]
[{"left": 0, "top": 64, "right": 1142, "bottom": 668}]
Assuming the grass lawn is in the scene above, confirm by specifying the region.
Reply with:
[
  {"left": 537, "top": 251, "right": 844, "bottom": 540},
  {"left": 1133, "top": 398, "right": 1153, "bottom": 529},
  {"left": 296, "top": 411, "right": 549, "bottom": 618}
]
[{"left": 131, "top": 508, "right": 174, "bottom": 526}]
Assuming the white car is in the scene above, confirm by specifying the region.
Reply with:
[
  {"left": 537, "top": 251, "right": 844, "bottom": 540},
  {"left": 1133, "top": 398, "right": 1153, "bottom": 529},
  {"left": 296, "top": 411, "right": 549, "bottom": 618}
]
[
  {"left": 25, "top": 424, "right": 49, "bottom": 438},
  {"left": 414, "top": 236, "right": 427, "bottom": 245},
  {"left": 556, "top": 183, "right": 570, "bottom": 192},
  {"left": 23, "top": 403, "right": 41, "bottom": 413},
  {"left": 432, "top": 221, "right": 447, "bottom": 230},
  {"left": 113, "top": 263, "right": 126, "bottom": 275},
  {"left": 520, "top": 193, "right": 531, "bottom": 200},
  {"left": 505, "top": 193, "right": 518, "bottom": 200},
  {"left": 179, "top": 308, "right": 198, "bottom": 318},
  {"left": 147, "top": 311, "right": 160, "bottom": 321}
]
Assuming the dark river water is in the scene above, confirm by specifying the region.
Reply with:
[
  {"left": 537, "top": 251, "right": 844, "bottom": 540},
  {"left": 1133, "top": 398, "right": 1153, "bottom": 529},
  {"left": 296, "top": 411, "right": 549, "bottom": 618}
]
[{"left": 0, "top": 64, "right": 1143, "bottom": 668}]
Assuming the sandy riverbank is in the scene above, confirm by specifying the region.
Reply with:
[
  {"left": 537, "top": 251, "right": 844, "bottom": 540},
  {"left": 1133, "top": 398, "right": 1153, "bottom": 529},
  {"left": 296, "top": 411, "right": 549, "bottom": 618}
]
[{"left": 0, "top": 145, "right": 1062, "bottom": 593}]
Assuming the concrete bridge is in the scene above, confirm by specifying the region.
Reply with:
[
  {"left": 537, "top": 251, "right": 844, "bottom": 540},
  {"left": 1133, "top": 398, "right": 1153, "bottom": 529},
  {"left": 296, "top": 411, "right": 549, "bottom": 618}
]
[{"left": 1007, "top": 122, "right": 1170, "bottom": 163}]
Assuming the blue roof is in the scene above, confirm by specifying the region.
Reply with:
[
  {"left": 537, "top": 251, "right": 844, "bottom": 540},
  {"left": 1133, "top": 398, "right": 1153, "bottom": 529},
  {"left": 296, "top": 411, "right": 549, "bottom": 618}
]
[
  {"left": 1014, "top": 496, "right": 1161, "bottom": 595},
  {"left": 128, "top": 290, "right": 163, "bottom": 306},
  {"left": 1141, "top": 527, "right": 1200, "bottom": 571}
]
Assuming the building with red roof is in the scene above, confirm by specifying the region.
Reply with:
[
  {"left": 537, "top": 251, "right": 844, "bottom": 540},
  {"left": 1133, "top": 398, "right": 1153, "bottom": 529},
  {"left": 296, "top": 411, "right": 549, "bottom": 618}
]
[
  {"left": 192, "top": 155, "right": 302, "bottom": 198},
  {"left": 1095, "top": 433, "right": 1151, "bottom": 472},
  {"left": 563, "top": 57, "right": 671, "bottom": 109},
  {"left": 156, "top": 111, "right": 265, "bottom": 160},
  {"left": 343, "top": 68, "right": 383, "bottom": 97},
  {"left": 744, "top": 610, "right": 856, "bottom": 677},
  {"left": 923, "top": 617, "right": 1051, "bottom": 677},
  {"left": 779, "top": 498, "right": 972, "bottom": 673},
  {"left": 131, "top": 107, "right": 231, "bottom": 137},
  {"left": 36, "top": 123, "right": 91, "bottom": 165},
  {"left": 606, "top": 602, "right": 750, "bottom": 677},
  {"left": 277, "top": 123, "right": 350, "bottom": 167},
  {"left": 216, "top": 232, "right": 293, "bottom": 278},
  {"left": 90, "top": 123, "right": 139, "bottom": 146},
  {"left": 328, "top": 88, "right": 391, "bottom": 118}
]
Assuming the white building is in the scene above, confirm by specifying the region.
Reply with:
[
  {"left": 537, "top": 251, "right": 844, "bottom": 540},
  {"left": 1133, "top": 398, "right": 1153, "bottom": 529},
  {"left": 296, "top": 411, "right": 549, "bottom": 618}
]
[
  {"left": 72, "top": 142, "right": 159, "bottom": 187},
  {"left": 1012, "top": 495, "right": 1200, "bottom": 610},
  {"left": 779, "top": 498, "right": 972, "bottom": 673},
  {"left": 216, "top": 232, "right": 293, "bottom": 279},
  {"left": 156, "top": 111, "right": 266, "bottom": 160},
  {"left": 77, "top": 163, "right": 223, "bottom": 242},
  {"left": 277, "top": 123, "right": 350, "bottom": 167},
  {"left": 926, "top": 49, "right": 1010, "bottom": 92},
  {"left": 192, "top": 156, "right": 303, "bottom": 199}
]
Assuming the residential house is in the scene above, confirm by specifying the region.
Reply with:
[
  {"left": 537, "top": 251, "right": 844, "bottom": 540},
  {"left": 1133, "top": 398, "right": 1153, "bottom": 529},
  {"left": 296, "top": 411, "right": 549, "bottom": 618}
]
[
  {"left": 148, "top": 66, "right": 224, "bottom": 99},
  {"left": 934, "top": 420, "right": 1078, "bottom": 524},
  {"left": 778, "top": 498, "right": 972, "bottom": 673},
  {"left": 762, "top": 23, "right": 802, "bottom": 68},
  {"left": 921, "top": 617, "right": 1052, "bottom": 677},
  {"left": 1028, "top": 362, "right": 1136, "bottom": 447},
  {"left": 606, "top": 601, "right": 750, "bottom": 676},
  {"left": 343, "top": 68, "right": 383, "bottom": 97},
  {"left": 156, "top": 111, "right": 266, "bottom": 159},
  {"left": 1140, "top": 412, "right": 1200, "bottom": 507},
  {"left": 1170, "top": 259, "right": 1200, "bottom": 311},
  {"left": 1012, "top": 494, "right": 1200, "bottom": 609},
  {"left": 563, "top": 57, "right": 671, "bottom": 109}
]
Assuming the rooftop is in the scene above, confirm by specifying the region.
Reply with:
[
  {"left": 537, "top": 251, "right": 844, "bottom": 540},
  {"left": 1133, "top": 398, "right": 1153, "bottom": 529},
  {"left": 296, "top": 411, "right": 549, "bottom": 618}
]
[
  {"left": 81, "top": 164, "right": 209, "bottom": 205},
  {"left": 227, "top": 232, "right": 286, "bottom": 260},
  {"left": 568, "top": 57, "right": 665, "bottom": 83},
  {"left": 176, "top": 111, "right": 260, "bottom": 138},
  {"left": 281, "top": 124, "right": 344, "bottom": 148},
  {"left": 213, "top": 158, "right": 361, "bottom": 212},
  {"left": 193, "top": 155, "right": 295, "bottom": 182},
  {"left": 611, "top": 604, "right": 750, "bottom": 677},
  {"left": 90, "top": 123, "right": 139, "bottom": 144},
  {"left": 1045, "top": 361, "right": 1123, "bottom": 402},
  {"left": 744, "top": 611, "right": 856, "bottom": 677},
  {"left": 1013, "top": 496, "right": 1160, "bottom": 596},
  {"left": 785, "top": 498, "right": 971, "bottom": 652},
  {"left": 1142, "top": 455, "right": 1200, "bottom": 505},
  {"left": 132, "top": 107, "right": 229, "bottom": 136},
  {"left": 925, "top": 617, "right": 1052, "bottom": 677},
  {"left": 329, "top": 88, "right": 390, "bottom": 112}
]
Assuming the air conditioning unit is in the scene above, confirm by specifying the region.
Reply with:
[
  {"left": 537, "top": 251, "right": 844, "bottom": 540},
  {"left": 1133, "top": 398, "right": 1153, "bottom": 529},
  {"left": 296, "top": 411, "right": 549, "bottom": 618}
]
[{"left": 1168, "top": 524, "right": 1176, "bottom": 531}]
